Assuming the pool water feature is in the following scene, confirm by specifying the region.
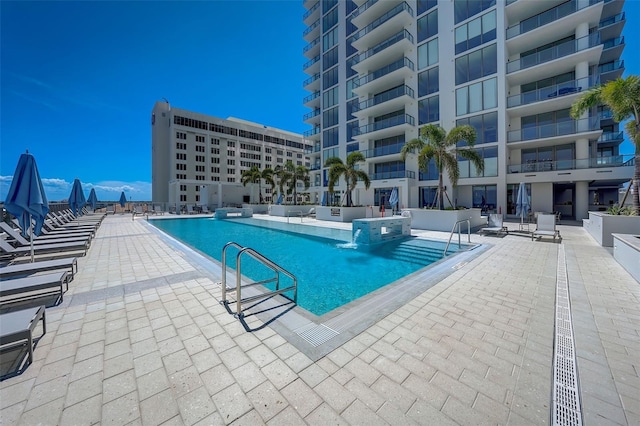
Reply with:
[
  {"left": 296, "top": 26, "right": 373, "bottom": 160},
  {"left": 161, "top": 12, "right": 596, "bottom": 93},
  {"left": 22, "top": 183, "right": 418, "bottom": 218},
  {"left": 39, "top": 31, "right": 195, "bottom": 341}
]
[{"left": 151, "top": 217, "right": 467, "bottom": 316}]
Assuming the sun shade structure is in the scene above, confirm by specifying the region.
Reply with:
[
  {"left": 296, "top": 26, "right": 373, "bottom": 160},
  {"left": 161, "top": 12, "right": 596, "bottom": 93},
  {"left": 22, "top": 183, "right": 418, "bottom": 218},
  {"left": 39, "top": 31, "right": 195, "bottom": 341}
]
[
  {"left": 68, "top": 178, "right": 86, "bottom": 217},
  {"left": 119, "top": 191, "right": 127, "bottom": 208},
  {"left": 87, "top": 188, "right": 98, "bottom": 210},
  {"left": 515, "top": 182, "right": 530, "bottom": 226},
  {"left": 4, "top": 151, "right": 50, "bottom": 262}
]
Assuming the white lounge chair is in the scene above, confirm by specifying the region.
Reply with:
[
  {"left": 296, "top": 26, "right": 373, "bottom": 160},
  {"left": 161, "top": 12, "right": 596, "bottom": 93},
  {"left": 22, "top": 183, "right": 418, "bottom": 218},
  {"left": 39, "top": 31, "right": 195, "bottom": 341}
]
[
  {"left": 532, "top": 213, "right": 561, "bottom": 242},
  {"left": 480, "top": 214, "right": 507, "bottom": 236}
]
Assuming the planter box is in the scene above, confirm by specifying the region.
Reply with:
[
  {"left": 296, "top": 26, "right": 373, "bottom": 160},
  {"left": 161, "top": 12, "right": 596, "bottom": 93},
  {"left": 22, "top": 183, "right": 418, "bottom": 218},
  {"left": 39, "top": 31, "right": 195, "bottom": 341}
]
[
  {"left": 269, "top": 204, "right": 315, "bottom": 217},
  {"left": 243, "top": 204, "right": 269, "bottom": 214},
  {"left": 405, "top": 208, "right": 485, "bottom": 232},
  {"left": 316, "top": 206, "right": 367, "bottom": 222},
  {"left": 583, "top": 211, "right": 640, "bottom": 247},
  {"left": 613, "top": 234, "right": 640, "bottom": 283}
]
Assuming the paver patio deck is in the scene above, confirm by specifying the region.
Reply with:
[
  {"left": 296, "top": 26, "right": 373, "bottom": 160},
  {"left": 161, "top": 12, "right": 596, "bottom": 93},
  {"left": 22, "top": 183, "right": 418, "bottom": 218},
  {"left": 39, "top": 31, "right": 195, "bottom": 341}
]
[{"left": 0, "top": 213, "right": 638, "bottom": 425}]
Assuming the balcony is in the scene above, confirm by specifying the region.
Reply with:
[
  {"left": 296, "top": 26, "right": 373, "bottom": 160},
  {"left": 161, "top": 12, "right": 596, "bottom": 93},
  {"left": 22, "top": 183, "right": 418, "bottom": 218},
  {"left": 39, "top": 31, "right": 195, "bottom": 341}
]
[
  {"left": 303, "top": 37, "right": 320, "bottom": 58},
  {"left": 352, "top": 29, "right": 414, "bottom": 73},
  {"left": 597, "top": 131, "right": 624, "bottom": 145},
  {"left": 507, "top": 154, "right": 635, "bottom": 173},
  {"left": 303, "top": 55, "right": 320, "bottom": 72},
  {"left": 508, "top": 33, "right": 600, "bottom": 74},
  {"left": 370, "top": 170, "right": 415, "bottom": 180},
  {"left": 351, "top": 2, "right": 414, "bottom": 51},
  {"left": 309, "top": 163, "right": 322, "bottom": 171},
  {"left": 360, "top": 141, "right": 404, "bottom": 159},
  {"left": 354, "top": 85, "right": 415, "bottom": 118},
  {"left": 303, "top": 109, "right": 320, "bottom": 121},
  {"left": 600, "top": 36, "right": 624, "bottom": 64},
  {"left": 351, "top": 0, "right": 384, "bottom": 27},
  {"left": 303, "top": 73, "right": 320, "bottom": 90},
  {"left": 303, "top": 19, "right": 320, "bottom": 41},
  {"left": 303, "top": 1, "right": 320, "bottom": 25},
  {"left": 304, "top": 143, "right": 322, "bottom": 154},
  {"left": 508, "top": 117, "right": 601, "bottom": 144},
  {"left": 598, "top": 109, "right": 613, "bottom": 121},
  {"left": 506, "top": 0, "right": 600, "bottom": 40},
  {"left": 507, "top": 76, "right": 597, "bottom": 112},
  {"left": 599, "top": 11, "right": 625, "bottom": 41},
  {"left": 599, "top": 60, "right": 624, "bottom": 83},
  {"left": 303, "top": 127, "right": 321, "bottom": 138},
  {"left": 354, "top": 57, "right": 414, "bottom": 95},
  {"left": 354, "top": 114, "right": 415, "bottom": 140},
  {"left": 303, "top": 91, "right": 320, "bottom": 105}
]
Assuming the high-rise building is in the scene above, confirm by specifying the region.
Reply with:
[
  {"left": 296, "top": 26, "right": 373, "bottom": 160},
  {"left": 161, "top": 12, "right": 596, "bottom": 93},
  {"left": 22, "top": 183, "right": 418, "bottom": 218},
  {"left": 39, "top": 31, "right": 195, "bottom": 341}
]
[
  {"left": 151, "top": 101, "right": 310, "bottom": 209},
  {"left": 302, "top": 0, "right": 630, "bottom": 220}
]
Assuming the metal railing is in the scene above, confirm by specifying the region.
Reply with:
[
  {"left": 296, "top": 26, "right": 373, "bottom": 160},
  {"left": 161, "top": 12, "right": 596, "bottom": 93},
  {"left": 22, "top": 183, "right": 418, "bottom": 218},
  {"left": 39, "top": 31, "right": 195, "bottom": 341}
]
[
  {"left": 507, "top": 154, "right": 634, "bottom": 173},
  {"left": 220, "top": 242, "right": 297, "bottom": 319},
  {"left": 506, "top": 0, "right": 599, "bottom": 39},
  {"left": 444, "top": 219, "right": 471, "bottom": 256},
  {"left": 507, "top": 76, "right": 597, "bottom": 108},
  {"left": 507, "top": 33, "right": 600, "bottom": 73}
]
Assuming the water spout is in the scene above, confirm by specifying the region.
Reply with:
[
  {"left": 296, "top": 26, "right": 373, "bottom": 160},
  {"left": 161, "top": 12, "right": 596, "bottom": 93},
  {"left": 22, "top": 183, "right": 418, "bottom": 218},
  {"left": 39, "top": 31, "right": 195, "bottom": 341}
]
[{"left": 337, "top": 229, "right": 361, "bottom": 249}]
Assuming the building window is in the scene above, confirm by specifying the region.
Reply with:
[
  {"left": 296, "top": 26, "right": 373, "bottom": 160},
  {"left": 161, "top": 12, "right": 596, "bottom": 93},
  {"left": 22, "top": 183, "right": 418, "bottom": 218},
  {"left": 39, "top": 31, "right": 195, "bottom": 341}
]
[
  {"left": 322, "top": 5, "right": 338, "bottom": 32},
  {"left": 323, "top": 87, "right": 339, "bottom": 108},
  {"left": 227, "top": 168, "right": 235, "bottom": 175},
  {"left": 418, "top": 95, "right": 440, "bottom": 125},
  {"left": 211, "top": 138, "right": 220, "bottom": 145},
  {"left": 227, "top": 177, "right": 236, "bottom": 182},
  {"left": 454, "top": 0, "right": 495, "bottom": 25},
  {"left": 323, "top": 127, "right": 339, "bottom": 148},
  {"left": 176, "top": 163, "right": 187, "bottom": 171},
  {"left": 211, "top": 167, "right": 220, "bottom": 173},
  {"left": 418, "top": 38, "right": 438, "bottom": 70},
  {"left": 323, "top": 106, "right": 339, "bottom": 127},
  {"left": 323, "top": 46, "right": 339, "bottom": 69},
  {"left": 195, "top": 145, "right": 205, "bottom": 152},
  {"left": 472, "top": 185, "right": 497, "bottom": 212},
  {"left": 176, "top": 153, "right": 186, "bottom": 160},
  {"left": 180, "top": 185, "right": 187, "bottom": 191},
  {"left": 227, "top": 140, "right": 236, "bottom": 147},
  {"left": 455, "top": 10, "right": 496, "bottom": 54},
  {"left": 176, "top": 132, "right": 186, "bottom": 140},
  {"left": 180, "top": 194, "right": 187, "bottom": 202},
  {"left": 196, "top": 155, "right": 205, "bottom": 162},
  {"left": 227, "top": 159, "right": 235, "bottom": 165},
  {"left": 323, "top": 26, "right": 339, "bottom": 51},
  {"left": 176, "top": 142, "right": 186, "bottom": 150},
  {"left": 456, "top": 77, "right": 497, "bottom": 116},
  {"left": 265, "top": 148, "right": 272, "bottom": 153},
  {"left": 195, "top": 135, "right": 205, "bottom": 143},
  {"left": 455, "top": 44, "right": 497, "bottom": 85},
  {"left": 417, "top": 0, "right": 437, "bottom": 15},
  {"left": 458, "top": 146, "right": 497, "bottom": 178},
  {"left": 418, "top": 67, "right": 439, "bottom": 97},
  {"left": 323, "top": 66, "right": 339, "bottom": 88},
  {"left": 212, "top": 157, "right": 220, "bottom": 163},
  {"left": 417, "top": 10, "right": 438, "bottom": 43},
  {"left": 456, "top": 111, "right": 498, "bottom": 145}
]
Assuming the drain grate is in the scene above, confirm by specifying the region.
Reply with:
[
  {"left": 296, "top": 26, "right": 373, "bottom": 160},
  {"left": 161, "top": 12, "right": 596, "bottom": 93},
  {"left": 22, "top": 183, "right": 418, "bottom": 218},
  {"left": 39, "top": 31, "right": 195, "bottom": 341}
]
[
  {"left": 295, "top": 323, "right": 340, "bottom": 347},
  {"left": 552, "top": 245, "right": 582, "bottom": 425}
]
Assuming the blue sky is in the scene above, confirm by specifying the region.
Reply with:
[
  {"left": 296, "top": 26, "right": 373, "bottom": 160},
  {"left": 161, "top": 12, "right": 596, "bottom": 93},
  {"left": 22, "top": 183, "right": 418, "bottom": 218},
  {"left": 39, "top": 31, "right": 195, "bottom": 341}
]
[{"left": 1, "top": 1, "right": 638, "bottom": 202}]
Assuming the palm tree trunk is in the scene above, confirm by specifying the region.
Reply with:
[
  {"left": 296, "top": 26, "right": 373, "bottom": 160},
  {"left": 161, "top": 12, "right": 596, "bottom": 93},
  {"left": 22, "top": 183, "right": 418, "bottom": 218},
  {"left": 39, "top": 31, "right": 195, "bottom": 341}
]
[
  {"left": 438, "top": 173, "right": 444, "bottom": 210},
  {"left": 634, "top": 153, "right": 640, "bottom": 215}
]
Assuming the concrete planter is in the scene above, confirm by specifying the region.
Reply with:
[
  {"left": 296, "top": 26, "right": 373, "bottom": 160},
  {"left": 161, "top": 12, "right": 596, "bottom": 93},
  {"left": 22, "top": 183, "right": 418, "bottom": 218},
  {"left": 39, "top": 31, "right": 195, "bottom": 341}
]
[
  {"left": 583, "top": 211, "right": 640, "bottom": 247},
  {"left": 243, "top": 204, "right": 269, "bottom": 214},
  {"left": 269, "top": 204, "right": 315, "bottom": 217},
  {"left": 405, "top": 208, "right": 485, "bottom": 232},
  {"left": 316, "top": 206, "right": 367, "bottom": 222},
  {"left": 613, "top": 234, "right": 640, "bottom": 282}
]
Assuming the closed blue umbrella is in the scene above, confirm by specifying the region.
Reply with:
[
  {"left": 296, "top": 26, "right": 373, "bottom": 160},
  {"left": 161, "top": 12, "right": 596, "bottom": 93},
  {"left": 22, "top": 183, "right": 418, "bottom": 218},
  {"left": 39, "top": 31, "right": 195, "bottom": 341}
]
[
  {"left": 119, "top": 191, "right": 127, "bottom": 208},
  {"left": 515, "top": 182, "right": 530, "bottom": 225},
  {"left": 276, "top": 193, "right": 283, "bottom": 205},
  {"left": 69, "top": 178, "right": 86, "bottom": 216},
  {"left": 4, "top": 151, "right": 49, "bottom": 262},
  {"left": 320, "top": 192, "right": 326, "bottom": 206},
  {"left": 87, "top": 188, "right": 98, "bottom": 210},
  {"left": 389, "top": 187, "right": 399, "bottom": 213}
]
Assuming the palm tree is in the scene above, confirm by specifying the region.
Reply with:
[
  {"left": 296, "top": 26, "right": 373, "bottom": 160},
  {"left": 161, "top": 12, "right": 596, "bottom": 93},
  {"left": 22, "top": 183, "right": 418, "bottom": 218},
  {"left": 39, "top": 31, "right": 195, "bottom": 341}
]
[
  {"left": 401, "top": 124, "right": 483, "bottom": 210},
  {"left": 240, "top": 166, "right": 261, "bottom": 204},
  {"left": 260, "top": 167, "right": 275, "bottom": 204},
  {"left": 570, "top": 75, "right": 640, "bottom": 215},
  {"left": 282, "top": 161, "right": 310, "bottom": 205},
  {"left": 273, "top": 164, "right": 291, "bottom": 203},
  {"left": 325, "top": 152, "right": 371, "bottom": 207}
]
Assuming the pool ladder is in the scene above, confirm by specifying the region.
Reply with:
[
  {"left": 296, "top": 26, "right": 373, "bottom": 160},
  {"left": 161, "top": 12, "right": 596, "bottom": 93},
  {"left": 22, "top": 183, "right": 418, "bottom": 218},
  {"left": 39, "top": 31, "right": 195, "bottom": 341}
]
[
  {"left": 220, "top": 242, "right": 298, "bottom": 318},
  {"left": 444, "top": 219, "right": 471, "bottom": 256}
]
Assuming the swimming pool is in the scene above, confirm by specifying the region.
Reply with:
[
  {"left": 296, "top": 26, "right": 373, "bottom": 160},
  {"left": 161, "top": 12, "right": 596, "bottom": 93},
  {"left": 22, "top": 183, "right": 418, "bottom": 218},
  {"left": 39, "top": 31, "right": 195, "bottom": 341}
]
[{"left": 151, "top": 217, "right": 465, "bottom": 316}]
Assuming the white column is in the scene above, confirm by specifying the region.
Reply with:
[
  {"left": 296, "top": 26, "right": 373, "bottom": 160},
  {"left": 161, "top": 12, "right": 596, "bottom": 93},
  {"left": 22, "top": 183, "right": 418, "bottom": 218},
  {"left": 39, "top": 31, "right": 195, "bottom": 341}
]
[{"left": 575, "top": 181, "right": 589, "bottom": 220}]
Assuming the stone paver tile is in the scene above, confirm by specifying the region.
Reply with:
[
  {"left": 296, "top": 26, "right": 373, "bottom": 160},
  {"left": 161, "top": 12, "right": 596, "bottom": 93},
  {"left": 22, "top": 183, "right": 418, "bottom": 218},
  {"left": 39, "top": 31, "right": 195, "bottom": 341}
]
[
  {"left": 209, "top": 333, "right": 236, "bottom": 354},
  {"left": 246, "top": 381, "right": 287, "bottom": 422},
  {"left": 423, "top": 351, "right": 463, "bottom": 380},
  {"left": 183, "top": 335, "right": 211, "bottom": 356},
  {"left": 373, "top": 401, "right": 419, "bottom": 426},
  {"left": 0, "top": 377, "right": 35, "bottom": 408},
  {"left": 154, "top": 325, "right": 178, "bottom": 342},
  {"left": 104, "top": 370, "right": 137, "bottom": 404},
  {"left": 341, "top": 399, "right": 386, "bottom": 425},
  {"left": 473, "top": 392, "right": 510, "bottom": 424},
  {"left": 231, "top": 409, "right": 265, "bottom": 425},
  {"left": 191, "top": 347, "right": 222, "bottom": 374},
  {"left": 134, "top": 350, "right": 163, "bottom": 377},
  {"left": 231, "top": 361, "right": 268, "bottom": 393},
  {"left": 219, "top": 345, "right": 251, "bottom": 370},
  {"left": 162, "top": 349, "right": 192, "bottom": 375},
  {"left": 60, "top": 394, "right": 102, "bottom": 425},
  {"left": 75, "top": 341, "right": 105, "bottom": 362},
  {"left": 406, "top": 399, "right": 459, "bottom": 426},
  {"left": 343, "top": 358, "right": 381, "bottom": 386},
  {"left": 298, "top": 363, "right": 329, "bottom": 388},
  {"left": 137, "top": 367, "right": 170, "bottom": 401},
  {"left": 19, "top": 397, "right": 65, "bottom": 425},
  {"left": 0, "top": 401, "right": 25, "bottom": 425},
  {"left": 79, "top": 328, "right": 106, "bottom": 347},
  {"left": 104, "top": 352, "right": 134, "bottom": 379},
  {"left": 441, "top": 395, "right": 496, "bottom": 426},
  {"left": 371, "top": 376, "right": 416, "bottom": 414},
  {"left": 131, "top": 337, "right": 159, "bottom": 359},
  {"left": 262, "top": 333, "right": 287, "bottom": 350},
  {"left": 459, "top": 368, "right": 507, "bottom": 404},
  {"left": 140, "top": 388, "right": 180, "bottom": 425},
  {"left": 332, "top": 367, "right": 355, "bottom": 385},
  {"left": 211, "top": 383, "right": 253, "bottom": 424},
  {"left": 169, "top": 366, "right": 204, "bottom": 398},
  {"left": 327, "top": 347, "right": 354, "bottom": 368},
  {"left": 157, "top": 336, "right": 185, "bottom": 357},
  {"left": 105, "top": 338, "right": 132, "bottom": 360},
  {"left": 281, "top": 378, "right": 323, "bottom": 418},
  {"left": 266, "top": 406, "right": 306, "bottom": 426},
  {"left": 44, "top": 343, "right": 77, "bottom": 364},
  {"left": 192, "top": 411, "right": 225, "bottom": 426},
  {"left": 284, "top": 351, "right": 313, "bottom": 373},
  {"left": 402, "top": 374, "right": 449, "bottom": 410},
  {"left": 397, "top": 354, "right": 436, "bottom": 381},
  {"left": 201, "top": 364, "right": 235, "bottom": 396},
  {"left": 304, "top": 402, "right": 347, "bottom": 425},
  {"left": 24, "top": 375, "right": 68, "bottom": 411},
  {"left": 344, "top": 378, "right": 386, "bottom": 412},
  {"left": 176, "top": 386, "right": 217, "bottom": 426},
  {"left": 313, "top": 377, "right": 356, "bottom": 413},
  {"left": 246, "top": 344, "right": 278, "bottom": 368},
  {"left": 65, "top": 371, "right": 103, "bottom": 407},
  {"left": 262, "top": 359, "right": 297, "bottom": 390}
]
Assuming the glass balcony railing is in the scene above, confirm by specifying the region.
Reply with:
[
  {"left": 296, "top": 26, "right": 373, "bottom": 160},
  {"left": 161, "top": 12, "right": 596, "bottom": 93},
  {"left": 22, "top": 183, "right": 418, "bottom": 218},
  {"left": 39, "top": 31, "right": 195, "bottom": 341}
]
[
  {"left": 304, "top": 144, "right": 322, "bottom": 154},
  {"left": 599, "top": 11, "right": 624, "bottom": 28},
  {"left": 598, "top": 131, "right": 624, "bottom": 143},
  {"left": 303, "top": 109, "right": 320, "bottom": 120},
  {"left": 602, "top": 36, "right": 624, "bottom": 50},
  {"left": 356, "top": 57, "right": 414, "bottom": 87},
  {"left": 598, "top": 60, "right": 624, "bottom": 74},
  {"left": 303, "top": 37, "right": 320, "bottom": 54},
  {"left": 354, "top": 114, "right": 415, "bottom": 136},
  {"left": 309, "top": 163, "right": 322, "bottom": 171},
  {"left": 360, "top": 141, "right": 405, "bottom": 158},
  {"left": 303, "top": 127, "right": 320, "bottom": 137},
  {"left": 352, "top": 0, "right": 378, "bottom": 19},
  {"left": 303, "top": 55, "right": 320, "bottom": 71},
  {"left": 353, "top": 29, "right": 414, "bottom": 65},
  {"left": 506, "top": 0, "right": 599, "bottom": 39},
  {"left": 507, "top": 117, "right": 599, "bottom": 142},
  {"left": 303, "top": 73, "right": 320, "bottom": 87},
  {"left": 371, "top": 170, "right": 415, "bottom": 180},
  {"left": 507, "top": 155, "right": 634, "bottom": 173},
  {"left": 303, "top": 91, "right": 320, "bottom": 103},
  {"left": 507, "top": 76, "right": 597, "bottom": 108},
  {"left": 598, "top": 109, "right": 613, "bottom": 120},
  {"left": 350, "top": 2, "right": 413, "bottom": 42},
  {"left": 355, "top": 85, "right": 415, "bottom": 112},
  {"left": 303, "top": 19, "right": 320, "bottom": 37},
  {"left": 507, "top": 33, "right": 600, "bottom": 73},
  {"left": 303, "top": 1, "right": 320, "bottom": 21}
]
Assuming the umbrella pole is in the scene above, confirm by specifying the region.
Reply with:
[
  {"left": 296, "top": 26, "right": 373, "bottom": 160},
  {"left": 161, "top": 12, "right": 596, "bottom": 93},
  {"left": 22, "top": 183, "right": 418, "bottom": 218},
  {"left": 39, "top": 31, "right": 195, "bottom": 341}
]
[{"left": 30, "top": 213, "right": 35, "bottom": 263}]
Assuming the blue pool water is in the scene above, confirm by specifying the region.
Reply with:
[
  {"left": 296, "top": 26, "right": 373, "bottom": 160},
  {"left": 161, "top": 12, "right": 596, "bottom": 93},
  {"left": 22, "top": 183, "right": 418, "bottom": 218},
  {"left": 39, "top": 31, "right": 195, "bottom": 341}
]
[{"left": 151, "top": 218, "right": 462, "bottom": 316}]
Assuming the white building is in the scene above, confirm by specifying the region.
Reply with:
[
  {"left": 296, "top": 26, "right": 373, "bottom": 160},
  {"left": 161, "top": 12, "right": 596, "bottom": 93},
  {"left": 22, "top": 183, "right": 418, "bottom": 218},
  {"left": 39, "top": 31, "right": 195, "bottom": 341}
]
[
  {"left": 151, "top": 101, "right": 310, "bottom": 210},
  {"left": 303, "top": 0, "right": 630, "bottom": 220}
]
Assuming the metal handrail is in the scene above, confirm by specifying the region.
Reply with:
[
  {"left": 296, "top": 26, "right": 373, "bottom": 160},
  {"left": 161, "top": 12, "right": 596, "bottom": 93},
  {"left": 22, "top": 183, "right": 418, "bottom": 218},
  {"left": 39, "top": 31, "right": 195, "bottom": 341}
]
[
  {"left": 444, "top": 219, "right": 471, "bottom": 256},
  {"left": 287, "top": 210, "right": 304, "bottom": 223},
  {"left": 221, "top": 241, "right": 298, "bottom": 318}
]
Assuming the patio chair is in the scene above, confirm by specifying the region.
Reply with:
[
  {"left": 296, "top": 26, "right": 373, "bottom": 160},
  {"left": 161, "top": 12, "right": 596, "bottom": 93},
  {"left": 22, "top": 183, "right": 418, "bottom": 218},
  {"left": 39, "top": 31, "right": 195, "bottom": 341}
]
[
  {"left": 1, "top": 271, "right": 71, "bottom": 307},
  {"left": 1, "top": 258, "right": 78, "bottom": 281},
  {"left": 153, "top": 205, "right": 165, "bottom": 215},
  {"left": 532, "top": 213, "right": 561, "bottom": 242},
  {"left": 201, "top": 205, "right": 210, "bottom": 214},
  {"left": 106, "top": 205, "right": 115, "bottom": 214},
  {"left": 133, "top": 205, "right": 144, "bottom": 216},
  {"left": 0, "top": 222, "right": 91, "bottom": 247},
  {"left": 0, "top": 237, "right": 89, "bottom": 259},
  {"left": 187, "top": 205, "right": 196, "bottom": 215},
  {"left": 0, "top": 305, "right": 46, "bottom": 381},
  {"left": 480, "top": 214, "right": 508, "bottom": 237}
]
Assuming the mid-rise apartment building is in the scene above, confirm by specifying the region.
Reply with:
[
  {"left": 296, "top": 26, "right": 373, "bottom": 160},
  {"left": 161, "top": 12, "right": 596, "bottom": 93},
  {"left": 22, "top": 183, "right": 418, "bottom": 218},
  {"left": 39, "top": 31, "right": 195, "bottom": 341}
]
[
  {"left": 151, "top": 101, "right": 310, "bottom": 208},
  {"left": 303, "top": 0, "right": 630, "bottom": 220}
]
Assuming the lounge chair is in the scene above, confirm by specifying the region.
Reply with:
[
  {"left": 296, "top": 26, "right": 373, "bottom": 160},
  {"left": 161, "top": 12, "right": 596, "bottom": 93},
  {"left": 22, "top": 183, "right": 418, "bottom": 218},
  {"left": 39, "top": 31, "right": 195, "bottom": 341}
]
[
  {"left": 1, "top": 271, "right": 70, "bottom": 307},
  {"left": 532, "top": 213, "right": 561, "bottom": 242},
  {"left": 133, "top": 205, "right": 144, "bottom": 216},
  {"left": 153, "top": 205, "right": 165, "bottom": 215},
  {"left": 187, "top": 205, "right": 196, "bottom": 215},
  {"left": 106, "top": 205, "right": 115, "bottom": 215},
  {"left": 201, "top": 205, "right": 210, "bottom": 214},
  {"left": 0, "top": 222, "right": 91, "bottom": 247},
  {"left": 1, "top": 258, "right": 78, "bottom": 281},
  {"left": 480, "top": 214, "right": 508, "bottom": 236},
  {"left": 0, "top": 238, "right": 89, "bottom": 259},
  {"left": 0, "top": 305, "right": 46, "bottom": 380}
]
